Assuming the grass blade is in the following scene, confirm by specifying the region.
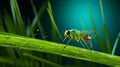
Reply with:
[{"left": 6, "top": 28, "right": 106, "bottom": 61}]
[
  {"left": 31, "top": 1, "right": 47, "bottom": 30},
  {"left": 99, "top": 0, "right": 111, "bottom": 53},
  {"left": 10, "top": 0, "right": 25, "bottom": 35},
  {"left": 3, "top": 9, "right": 15, "bottom": 33},
  {"left": 47, "top": 0, "right": 62, "bottom": 40},
  {"left": 30, "top": 0, "right": 46, "bottom": 39},
  {"left": 87, "top": 2, "right": 106, "bottom": 52},
  {"left": 112, "top": 33, "right": 120, "bottom": 55}
]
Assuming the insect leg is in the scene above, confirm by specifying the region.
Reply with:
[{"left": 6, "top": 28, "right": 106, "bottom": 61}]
[
  {"left": 91, "top": 31, "right": 99, "bottom": 39},
  {"left": 82, "top": 40, "right": 93, "bottom": 59},
  {"left": 63, "top": 36, "right": 68, "bottom": 42},
  {"left": 62, "top": 38, "right": 72, "bottom": 51},
  {"left": 82, "top": 40, "right": 90, "bottom": 49},
  {"left": 64, "top": 38, "right": 72, "bottom": 48},
  {"left": 89, "top": 41, "right": 92, "bottom": 49},
  {"left": 79, "top": 41, "right": 86, "bottom": 48}
]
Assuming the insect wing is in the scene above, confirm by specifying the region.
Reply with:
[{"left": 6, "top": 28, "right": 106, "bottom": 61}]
[{"left": 81, "top": 30, "right": 98, "bottom": 39}]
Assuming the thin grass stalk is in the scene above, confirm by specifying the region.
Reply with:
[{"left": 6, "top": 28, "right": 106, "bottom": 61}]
[
  {"left": 99, "top": 0, "right": 111, "bottom": 53},
  {"left": 112, "top": 33, "right": 120, "bottom": 55},
  {"left": 10, "top": 0, "right": 25, "bottom": 35},
  {"left": 13, "top": 0, "right": 25, "bottom": 35},
  {"left": 47, "top": 0, "right": 62, "bottom": 40},
  {"left": 31, "top": 1, "right": 47, "bottom": 38},
  {"left": 31, "top": 1, "right": 47, "bottom": 30},
  {"left": 10, "top": 0, "right": 16, "bottom": 27}
]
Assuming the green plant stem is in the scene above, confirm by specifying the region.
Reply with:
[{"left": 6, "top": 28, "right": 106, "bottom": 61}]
[{"left": 0, "top": 33, "right": 120, "bottom": 66}]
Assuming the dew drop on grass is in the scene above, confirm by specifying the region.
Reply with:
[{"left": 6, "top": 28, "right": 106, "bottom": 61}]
[
  {"left": 36, "top": 29, "right": 39, "bottom": 32},
  {"left": 40, "top": 47, "right": 42, "bottom": 49}
]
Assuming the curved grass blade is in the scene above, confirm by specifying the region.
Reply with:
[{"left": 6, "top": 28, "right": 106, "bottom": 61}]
[
  {"left": 10, "top": 0, "right": 25, "bottom": 35},
  {"left": 31, "top": 1, "right": 47, "bottom": 30},
  {"left": 47, "top": 0, "right": 62, "bottom": 40},
  {"left": 112, "top": 33, "right": 120, "bottom": 55}
]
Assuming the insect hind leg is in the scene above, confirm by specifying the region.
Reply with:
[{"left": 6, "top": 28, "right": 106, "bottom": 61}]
[{"left": 82, "top": 40, "right": 93, "bottom": 60}]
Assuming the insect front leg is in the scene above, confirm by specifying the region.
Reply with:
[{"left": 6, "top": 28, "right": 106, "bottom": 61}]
[{"left": 64, "top": 38, "right": 72, "bottom": 48}]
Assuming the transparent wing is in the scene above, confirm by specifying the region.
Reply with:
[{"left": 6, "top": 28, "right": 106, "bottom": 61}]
[{"left": 81, "top": 30, "right": 98, "bottom": 40}]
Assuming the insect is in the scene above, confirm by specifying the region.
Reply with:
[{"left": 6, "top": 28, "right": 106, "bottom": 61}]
[{"left": 63, "top": 29, "right": 98, "bottom": 58}]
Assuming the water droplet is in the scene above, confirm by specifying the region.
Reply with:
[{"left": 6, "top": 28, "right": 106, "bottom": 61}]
[
  {"left": 36, "top": 29, "right": 39, "bottom": 32},
  {"left": 40, "top": 47, "right": 42, "bottom": 49},
  {"left": 3, "top": 39, "right": 5, "bottom": 41},
  {"left": 20, "top": 47, "right": 22, "bottom": 50},
  {"left": 75, "top": 54, "right": 78, "bottom": 56}
]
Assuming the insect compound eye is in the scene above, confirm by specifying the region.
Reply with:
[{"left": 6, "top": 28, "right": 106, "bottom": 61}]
[{"left": 66, "top": 30, "right": 70, "bottom": 35}]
